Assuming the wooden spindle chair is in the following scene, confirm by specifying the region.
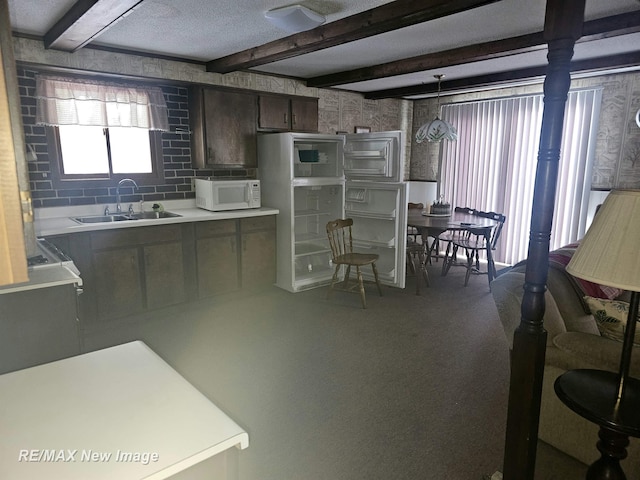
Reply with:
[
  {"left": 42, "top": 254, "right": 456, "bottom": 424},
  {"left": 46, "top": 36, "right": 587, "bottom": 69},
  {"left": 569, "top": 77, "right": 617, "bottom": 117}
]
[{"left": 326, "top": 218, "right": 382, "bottom": 309}]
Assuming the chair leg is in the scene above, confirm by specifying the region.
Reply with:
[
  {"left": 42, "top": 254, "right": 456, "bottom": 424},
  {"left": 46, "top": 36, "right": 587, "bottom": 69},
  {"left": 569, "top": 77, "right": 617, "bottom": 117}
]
[
  {"left": 408, "top": 249, "right": 421, "bottom": 295},
  {"left": 427, "top": 238, "right": 439, "bottom": 264},
  {"left": 417, "top": 247, "right": 429, "bottom": 293},
  {"left": 343, "top": 265, "right": 351, "bottom": 288},
  {"left": 441, "top": 242, "right": 452, "bottom": 276},
  {"left": 464, "top": 249, "right": 473, "bottom": 286},
  {"left": 371, "top": 262, "right": 383, "bottom": 297},
  {"left": 327, "top": 264, "right": 341, "bottom": 299},
  {"left": 356, "top": 266, "right": 366, "bottom": 309},
  {"left": 406, "top": 251, "right": 416, "bottom": 274},
  {"left": 442, "top": 243, "right": 457, "bottom": 276}
]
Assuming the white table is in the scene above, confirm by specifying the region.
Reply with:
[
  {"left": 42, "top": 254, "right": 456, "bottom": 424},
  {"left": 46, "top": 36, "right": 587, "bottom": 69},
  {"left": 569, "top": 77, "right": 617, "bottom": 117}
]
[{"left": 0, "top": 341, "right": 248, "bottom": 480}]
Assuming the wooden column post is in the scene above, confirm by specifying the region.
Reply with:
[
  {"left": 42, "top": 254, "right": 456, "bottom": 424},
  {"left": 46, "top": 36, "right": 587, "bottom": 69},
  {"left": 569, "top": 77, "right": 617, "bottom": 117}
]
[{"left": 502, "top": 1, "right": 585, "bottom": 478}]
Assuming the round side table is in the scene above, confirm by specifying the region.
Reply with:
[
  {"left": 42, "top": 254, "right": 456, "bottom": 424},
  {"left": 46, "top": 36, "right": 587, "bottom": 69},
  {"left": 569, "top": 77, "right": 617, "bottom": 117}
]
[{"left": 555, "top": 369, "right": 640, "bottom": 480}]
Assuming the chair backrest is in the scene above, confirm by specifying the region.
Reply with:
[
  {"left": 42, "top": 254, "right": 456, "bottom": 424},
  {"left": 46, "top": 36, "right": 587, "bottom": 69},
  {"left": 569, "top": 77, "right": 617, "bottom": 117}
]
[
  {"left": 454, "top": 206, "right": 476, "bottom": 215},
  {"left": 476, "top": 211, "right": 506, "bottom": 249},
  {"left": 326, "top": 218, "right": 354, "bottom": 259},
  {"left": 408, "top": 202, "right": 423, "bottom": 210}
]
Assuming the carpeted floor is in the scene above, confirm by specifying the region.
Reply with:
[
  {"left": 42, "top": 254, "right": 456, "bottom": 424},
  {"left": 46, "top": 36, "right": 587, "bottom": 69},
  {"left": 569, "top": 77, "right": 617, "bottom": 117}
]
[{"left": 81, "top": 265, "right": 586, "bottom": 480}]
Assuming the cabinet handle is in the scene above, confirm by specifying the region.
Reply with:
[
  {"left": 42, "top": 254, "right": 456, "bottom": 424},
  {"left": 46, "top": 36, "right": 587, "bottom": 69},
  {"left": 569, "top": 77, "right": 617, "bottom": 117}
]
[
  {"left": 207, "top": 147, "right": 213, "bottom": 161},
  {"left": 292, "top": 114, "right": 297, "bottom": 126},
  {"left": 284, "top": 113, "right": 288, "bottom": 125}
]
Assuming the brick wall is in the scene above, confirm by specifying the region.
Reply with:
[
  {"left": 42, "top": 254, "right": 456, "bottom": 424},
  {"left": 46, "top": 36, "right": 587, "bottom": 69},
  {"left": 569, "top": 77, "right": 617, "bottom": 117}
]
[{"left": 18, "top": 68, "right": 255, "bottom": 208}]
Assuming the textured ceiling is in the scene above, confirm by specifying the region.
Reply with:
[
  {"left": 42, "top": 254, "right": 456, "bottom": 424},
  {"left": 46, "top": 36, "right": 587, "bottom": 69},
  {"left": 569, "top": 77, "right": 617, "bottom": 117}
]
[{"left": 7, "top": 0, "right": 640, "bottom": 98}]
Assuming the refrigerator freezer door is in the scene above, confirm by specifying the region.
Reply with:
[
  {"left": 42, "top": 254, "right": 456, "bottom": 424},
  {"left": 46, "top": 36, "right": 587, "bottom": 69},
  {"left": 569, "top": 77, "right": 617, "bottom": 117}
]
[
  {"left": 291, "top": 134, "right": 343, "bottom": 179},
  {"left": 258, "top": 132, "right": 344, "bottom": 181},
  {"left": 344, "top": 131, "right": 404, "bottom": 182},
  {"left": 344, "top": 181, "right": 407, "bottom": 288}
]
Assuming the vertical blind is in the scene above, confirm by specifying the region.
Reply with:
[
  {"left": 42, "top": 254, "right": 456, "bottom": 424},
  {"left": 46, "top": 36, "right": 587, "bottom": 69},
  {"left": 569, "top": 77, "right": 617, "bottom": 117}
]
[
  {"left": 35, "top": 75, "right": 169, "bottom": 131},
  {"left": 439, "top": 88, "right": 602, "bottom": 265}
]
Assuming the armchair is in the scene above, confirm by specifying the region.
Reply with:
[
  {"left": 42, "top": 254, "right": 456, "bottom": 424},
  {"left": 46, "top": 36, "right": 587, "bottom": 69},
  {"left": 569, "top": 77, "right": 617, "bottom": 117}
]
[{"left": 491, "top": 245, "right": 640, "bottom": 476}]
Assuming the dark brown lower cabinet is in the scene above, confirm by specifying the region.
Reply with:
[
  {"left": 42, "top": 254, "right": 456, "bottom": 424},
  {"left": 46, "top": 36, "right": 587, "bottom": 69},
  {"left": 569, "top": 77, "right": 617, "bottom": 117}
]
[
  {"left": 93, "top": 247, "right": 144, "bottom": 320},
  {"left": 46, "top": 216, "right": 276, "bottom": 323},
  {"left": 196, "top": 220, "right": 240, "bottom": 298},
  {"left": 0, "top": 283, "right": 81, "bottom": 374},
  {"left": 144, "top": 242, "right": 186, "bottom": 309},
  {"left": 240, "top": 216, "right": 276, "bottom": 290}
]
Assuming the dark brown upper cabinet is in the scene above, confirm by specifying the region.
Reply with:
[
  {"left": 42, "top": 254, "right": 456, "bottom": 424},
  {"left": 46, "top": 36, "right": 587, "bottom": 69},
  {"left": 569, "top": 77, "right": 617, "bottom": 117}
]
[
  {"left": 190, "top": 86, "right": 258, "bottom": 168},
  {"left": 258, "top": 94, "right": 318, "bottom": 133}
]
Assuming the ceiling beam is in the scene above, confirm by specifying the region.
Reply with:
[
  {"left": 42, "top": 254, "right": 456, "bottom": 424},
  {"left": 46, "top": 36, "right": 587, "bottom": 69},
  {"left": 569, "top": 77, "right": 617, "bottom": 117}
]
[
  {"left": 44, "top": 0, "right": 145, "bottom": 52},
  {"left": 205, "top": 0, "right": 502, "bottom": 74},
  {"left": 308, "top": 10, "right": 640, "bottom": 88},
  {"left": 364, "top": 50, "right": 640, "bottom": 99}
]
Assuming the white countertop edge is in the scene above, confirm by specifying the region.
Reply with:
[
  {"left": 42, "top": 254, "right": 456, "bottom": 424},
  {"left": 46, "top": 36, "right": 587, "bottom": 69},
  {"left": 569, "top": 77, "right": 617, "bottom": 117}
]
[
  {"left": 35, "top": 204, "right": 279, "bottom": 237},
  {"left": 147, "top": 434, "right": 249, "bottom": 480},
  {"left": 0, "top": 264, "right": 82, "bottom": 294}
]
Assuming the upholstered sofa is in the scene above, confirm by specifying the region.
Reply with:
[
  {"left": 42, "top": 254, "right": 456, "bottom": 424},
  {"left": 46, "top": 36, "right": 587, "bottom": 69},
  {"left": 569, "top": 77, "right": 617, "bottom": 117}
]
[{"left": 491, "top": 244, "right": 640, "bottom": 476}]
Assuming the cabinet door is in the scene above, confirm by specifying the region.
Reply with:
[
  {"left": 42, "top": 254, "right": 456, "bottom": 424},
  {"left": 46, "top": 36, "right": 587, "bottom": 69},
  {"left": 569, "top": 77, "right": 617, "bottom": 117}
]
[
  {"left": 144, "top": 242, "right": 186, "bottom": 309},
  {"left": 196, "top": 220, "right": 239, "bottom": 298},
  {"left": 240, "top": 217, "right": 276, "bottom": 290},
  {"left": 291, "top": 97, "right": 318, "bottom": 132},
  {"left": 258, "top": 95, "right": 291, "bottom": 130},
  {"left": 0, "top": 284, "right": 80, "bottom": 374},
  {"left": 241, "top": 230, "right": 276, "bottom": 290},
  {"left": 93, "top": 248, "right": 144, "bottom": 320},
  {"left": 259, "top": 95, "right": 318, "bottom": 132},
  {"left": 197, "top": 235, "right": 239, "bottom": 297},
  {"left": 202, "top": 89, "right": 257, "bottom": 167}
]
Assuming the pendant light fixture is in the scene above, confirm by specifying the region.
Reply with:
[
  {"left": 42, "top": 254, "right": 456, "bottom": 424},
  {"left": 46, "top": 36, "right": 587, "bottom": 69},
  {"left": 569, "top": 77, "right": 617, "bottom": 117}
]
[{"left": 415, "top": 75, "right": 457, "bottom": 143}]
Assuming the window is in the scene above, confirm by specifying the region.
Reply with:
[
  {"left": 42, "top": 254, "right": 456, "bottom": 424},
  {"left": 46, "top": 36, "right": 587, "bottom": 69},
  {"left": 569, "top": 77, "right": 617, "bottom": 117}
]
[
  {"left": 47, "top": 125, "right": 163, "bottom": 185},
  {"left": 439, "top": 88, "right": 602, "bottom": 265},
  {"left": 36, "top": 75, "right": 168, "bottom": 186}
]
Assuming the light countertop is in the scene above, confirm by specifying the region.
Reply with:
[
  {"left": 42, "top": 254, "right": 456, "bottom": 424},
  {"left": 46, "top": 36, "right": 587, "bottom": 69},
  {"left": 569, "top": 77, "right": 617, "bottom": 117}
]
[
  {"left": 35, "top": 200, "right": 279, "bottom": 237},
  {"left": 0, "top": 340, "right": 248, "bottom": 479},
  {"left": 0, "top": 264, "right": 82, "bottom": 295}
]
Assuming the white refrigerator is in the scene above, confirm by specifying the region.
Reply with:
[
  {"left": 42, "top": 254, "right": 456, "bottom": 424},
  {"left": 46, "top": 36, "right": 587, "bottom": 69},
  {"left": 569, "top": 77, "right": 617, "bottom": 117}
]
[{"left": 258, "top": 131, "right": 408, "bottom": 293}]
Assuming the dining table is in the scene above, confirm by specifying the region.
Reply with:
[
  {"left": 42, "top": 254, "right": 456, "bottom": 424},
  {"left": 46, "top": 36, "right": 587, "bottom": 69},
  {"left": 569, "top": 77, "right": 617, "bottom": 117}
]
[{"left": 407, "top": 209, "right": 501, "bottom": 284}]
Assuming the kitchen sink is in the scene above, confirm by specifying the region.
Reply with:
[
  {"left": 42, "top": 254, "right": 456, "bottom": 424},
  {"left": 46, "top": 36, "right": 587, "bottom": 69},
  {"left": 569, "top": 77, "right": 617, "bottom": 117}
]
[
  {"left": 71, "top": 215, "right": 131, "bottom": 224},
  {"left": 71, "top": 211, "right": 181, "bottom": 224},
  {"left": 127, "top": 211, "right": 182, "bottom": 220}
]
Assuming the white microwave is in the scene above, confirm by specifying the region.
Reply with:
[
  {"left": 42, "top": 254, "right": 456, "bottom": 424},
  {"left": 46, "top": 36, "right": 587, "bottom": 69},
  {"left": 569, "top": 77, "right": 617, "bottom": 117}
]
[{"left": 195, "top": 179, "right": 261, "bottom": 211}]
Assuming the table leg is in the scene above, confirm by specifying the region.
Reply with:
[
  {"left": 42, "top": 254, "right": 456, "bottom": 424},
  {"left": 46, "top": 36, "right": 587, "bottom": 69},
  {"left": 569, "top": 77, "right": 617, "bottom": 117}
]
[{"left": 586, "top": 427, "right": 629, "bottom": 480}]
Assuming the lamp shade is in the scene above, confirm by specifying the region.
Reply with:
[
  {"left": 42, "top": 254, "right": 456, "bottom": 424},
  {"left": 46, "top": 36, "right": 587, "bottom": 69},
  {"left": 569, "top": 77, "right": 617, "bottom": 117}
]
[
  {"left": 566, "top": 189, "right": 640, "bottom": 292},
  {"left": 415, "top": 117, "right": 458, "bottom": 143},
  {"left": 264, "top": 5, "right": 325, "bottom": 33}
]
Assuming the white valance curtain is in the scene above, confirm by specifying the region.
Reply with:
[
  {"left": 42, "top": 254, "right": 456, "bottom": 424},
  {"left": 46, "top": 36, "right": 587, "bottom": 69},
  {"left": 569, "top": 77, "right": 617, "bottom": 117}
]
[
  {"left": 439, "top": 88, "right": 602, "bottom": 265},
  {"left": 35, "top": 75, "right": 169, "bottom": 131}
]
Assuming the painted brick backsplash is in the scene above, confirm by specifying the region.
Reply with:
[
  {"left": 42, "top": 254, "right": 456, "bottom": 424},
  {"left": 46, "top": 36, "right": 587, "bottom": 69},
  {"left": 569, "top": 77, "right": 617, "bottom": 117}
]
[{"left": 18, "top": 68, "right": 256, "bottom": 208}]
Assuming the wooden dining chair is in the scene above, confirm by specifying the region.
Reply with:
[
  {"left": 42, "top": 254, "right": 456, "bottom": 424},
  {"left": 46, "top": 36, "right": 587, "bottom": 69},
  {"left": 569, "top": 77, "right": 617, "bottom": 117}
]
[
  {"left": 406, "top": 230, "right": 430, "bottom": 294},
  {"left": 439, "top": 207, "right": 476, "bottom": 276},
  {"left": 449, "top": 211, "right": 506, "bottom": 286},
  {"left": 406, "top": 203, "right": 430, "bottom": 294},
  {"left": 326, "top": 218, "right": 383, "bottom": 309},
  {"left": 407, "top": 203, "right": 423, "bottom": 243}
]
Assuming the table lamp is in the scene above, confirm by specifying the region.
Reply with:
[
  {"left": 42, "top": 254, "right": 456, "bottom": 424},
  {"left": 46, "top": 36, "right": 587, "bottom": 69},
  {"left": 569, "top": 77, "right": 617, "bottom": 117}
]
[{"left": 556, "top": 189, "right": 640, "bottom": 479}]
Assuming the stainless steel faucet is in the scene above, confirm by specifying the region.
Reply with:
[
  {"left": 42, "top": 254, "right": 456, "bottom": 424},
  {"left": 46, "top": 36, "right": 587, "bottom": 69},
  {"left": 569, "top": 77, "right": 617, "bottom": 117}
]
[{"left": 116, "top": 178, "right": 139, "bottom": 213}]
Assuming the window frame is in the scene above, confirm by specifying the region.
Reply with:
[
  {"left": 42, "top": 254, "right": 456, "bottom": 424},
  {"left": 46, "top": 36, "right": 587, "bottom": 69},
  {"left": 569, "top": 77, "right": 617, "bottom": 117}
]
[{"left": 46, "top": 124, "right": 165, "bottom": 189}]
